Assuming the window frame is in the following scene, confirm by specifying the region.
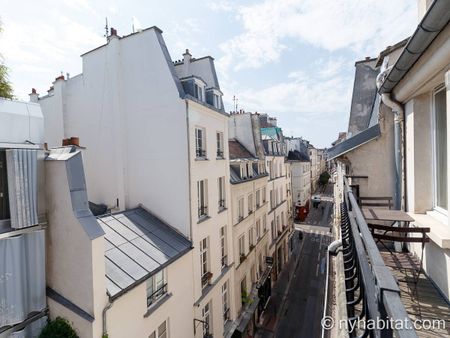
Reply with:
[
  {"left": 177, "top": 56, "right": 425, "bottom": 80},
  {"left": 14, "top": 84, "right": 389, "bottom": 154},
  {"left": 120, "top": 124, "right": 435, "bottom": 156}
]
[
  {"left": 195, "top": 127, "right": 206, "bottom": 158},
  {"left": 216, "top": 132, "right": 224, "bottom": 158},
  {"left": 146, "top": 270, "right": 167, "bottom": 307},
  {"left": 197, "top": 179, "right": 208, "bottom": 218},
  {"left": 432, "top": 85, "right": 448, "bottom": 215}
]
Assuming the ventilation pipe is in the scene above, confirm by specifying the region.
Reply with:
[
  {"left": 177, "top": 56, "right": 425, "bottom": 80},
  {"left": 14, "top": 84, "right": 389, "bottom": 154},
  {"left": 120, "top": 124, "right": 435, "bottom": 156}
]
[{"left": 376, "top": 63, "right": 404, "bottom": 210}]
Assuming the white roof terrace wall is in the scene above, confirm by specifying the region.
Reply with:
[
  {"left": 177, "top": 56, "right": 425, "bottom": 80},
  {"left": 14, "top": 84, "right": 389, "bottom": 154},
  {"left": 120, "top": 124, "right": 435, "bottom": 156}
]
[
  {"left": 0, "top": 99, "right": 44, "bottom": 144},
  {"left": 39, "top": 28, "right": 191, "bottom": 237}
]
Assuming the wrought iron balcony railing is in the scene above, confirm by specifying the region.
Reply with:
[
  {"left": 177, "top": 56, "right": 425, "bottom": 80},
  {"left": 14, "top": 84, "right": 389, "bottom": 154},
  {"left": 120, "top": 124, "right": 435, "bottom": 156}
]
[{"left": 339, "top": 177, "right": 417, "bottom": 338}]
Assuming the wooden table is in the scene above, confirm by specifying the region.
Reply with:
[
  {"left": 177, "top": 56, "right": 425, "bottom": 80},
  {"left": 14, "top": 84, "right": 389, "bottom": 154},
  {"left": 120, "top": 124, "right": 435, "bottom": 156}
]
[
  {"left": 362, "top": 208, "right": 415, "bottom": 252},
  {"left": 362, "top": 208, "right": 414, "bottom": 223}
]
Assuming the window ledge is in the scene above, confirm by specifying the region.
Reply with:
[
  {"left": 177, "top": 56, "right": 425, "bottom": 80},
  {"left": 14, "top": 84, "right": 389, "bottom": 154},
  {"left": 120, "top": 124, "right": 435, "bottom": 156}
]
[
  {"left": 216, "top": 157, "right": 226, "bottom": 160},
  {"left": 195, "top": 157, "right": 209, "bottom": 161},
  {"left": 197, "top": 215, "right": 211, "bottom": 224},
  {"left": 143, "top": 292, "right": 172, "bottom": 318},
  {"left": 408, "top": 212, "right": 450, "bottom": 249},
  {"left": 218, "top": 207, "right": 228, "bottom": 214}
]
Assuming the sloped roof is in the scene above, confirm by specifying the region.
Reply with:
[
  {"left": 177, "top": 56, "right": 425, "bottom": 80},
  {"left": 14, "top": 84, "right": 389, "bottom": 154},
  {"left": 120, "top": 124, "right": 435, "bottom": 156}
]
[
  {"left": 229, "top": 139, "right": 256, "bottom": 160},
  {"left": 287, "top": 150, "right": 309, "bottom": 162},
  {"left": 327, "top": 124, "right": 381, "bottom": 160},
  {"left": 97, "top": 207, "right": 192, "bottom": 299}
]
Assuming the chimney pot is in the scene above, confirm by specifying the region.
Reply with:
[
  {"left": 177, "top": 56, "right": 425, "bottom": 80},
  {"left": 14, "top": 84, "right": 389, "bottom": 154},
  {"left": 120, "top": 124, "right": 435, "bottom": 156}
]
[
  {"left": 55, "top": 75, "right": 64, "bottom": 81},
  {"left": 70, "top": 137, "right": 80, "bottom": 147},
  {"left": 110, "top": 27, "right": 117, "bottom": 36},
  {"left": 31, "top": 88, "right": 36, "bottom": 94},
  {"left": 62, "top": 138, "right": 70, "bottom": 146}
]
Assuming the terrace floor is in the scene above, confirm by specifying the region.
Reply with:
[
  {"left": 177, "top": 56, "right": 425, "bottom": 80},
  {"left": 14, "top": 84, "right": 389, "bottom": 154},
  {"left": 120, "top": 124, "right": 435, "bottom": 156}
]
[{"left": 380, "top": 250, "right": 450, "bottom": 338}]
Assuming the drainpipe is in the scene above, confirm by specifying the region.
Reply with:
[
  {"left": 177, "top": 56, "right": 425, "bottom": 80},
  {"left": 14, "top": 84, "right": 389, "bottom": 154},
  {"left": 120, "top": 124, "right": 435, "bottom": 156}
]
[
  {"left": 321, "top": 240, "right": 342, "bottom": 338},
  {"left": 102, "top": 300, "right": 114, "bottom": 337},
  {"left": 376, "top": 65, "right": 405, "bottom": 210}
]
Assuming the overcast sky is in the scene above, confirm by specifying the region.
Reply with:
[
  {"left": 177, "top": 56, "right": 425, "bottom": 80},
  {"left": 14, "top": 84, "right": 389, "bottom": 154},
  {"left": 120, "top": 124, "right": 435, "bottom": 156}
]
[{"left": 0, "top": 0, "right": 418, "bottom": 148}]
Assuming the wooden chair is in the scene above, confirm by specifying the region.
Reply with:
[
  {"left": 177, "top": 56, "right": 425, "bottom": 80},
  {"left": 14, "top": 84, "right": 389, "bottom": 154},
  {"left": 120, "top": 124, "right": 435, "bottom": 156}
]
[{"left": 358, "top": 196, "right": 393, "bottom": 209}]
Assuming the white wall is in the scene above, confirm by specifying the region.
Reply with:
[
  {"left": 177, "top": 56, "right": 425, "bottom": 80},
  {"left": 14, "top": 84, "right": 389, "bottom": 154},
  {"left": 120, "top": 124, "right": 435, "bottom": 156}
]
[{"left": 39, "top": 28, "right": 191, "bottom": 237}]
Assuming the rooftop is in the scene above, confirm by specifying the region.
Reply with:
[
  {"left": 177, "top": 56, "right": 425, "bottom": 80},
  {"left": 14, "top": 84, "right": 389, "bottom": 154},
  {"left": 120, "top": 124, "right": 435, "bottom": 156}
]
[
  {"left": 228, "top": 139, "right": 256, "bottom": 160},
  {"left": 97, "top": 207, "right": 192, "bottom": 299}
]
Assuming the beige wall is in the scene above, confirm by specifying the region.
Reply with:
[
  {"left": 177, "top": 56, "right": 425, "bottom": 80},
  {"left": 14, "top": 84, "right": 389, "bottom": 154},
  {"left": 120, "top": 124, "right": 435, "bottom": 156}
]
[
  {"left": 343, "top": 105, "right": 396, "bottom": 200},
  {"left": 106, "top": 253, "right": 194, "bottom": 338},
  {"left": 395, "top": 26, "right": 450, "bottom": 300},
  {"left": 46, "top": 157, "right": 107, "bottom": 338},
  {"left": 230, "top": 176, "right": 270, "bottom": 315},
  {"left": 188, "top": 100, "right": 235, "bottom": 338}
]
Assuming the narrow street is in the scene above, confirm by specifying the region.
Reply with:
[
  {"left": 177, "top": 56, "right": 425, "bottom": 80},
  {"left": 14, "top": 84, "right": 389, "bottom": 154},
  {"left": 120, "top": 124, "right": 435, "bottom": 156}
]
[{"left": 274, "top": 183, "right": 333, "bottom": 338}]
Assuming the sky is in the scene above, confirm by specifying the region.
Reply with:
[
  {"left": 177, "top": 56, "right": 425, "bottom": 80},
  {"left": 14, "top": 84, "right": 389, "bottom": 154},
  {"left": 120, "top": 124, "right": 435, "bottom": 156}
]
[{"left": 0, "top": 0, "right": 418, "bottom": 148}]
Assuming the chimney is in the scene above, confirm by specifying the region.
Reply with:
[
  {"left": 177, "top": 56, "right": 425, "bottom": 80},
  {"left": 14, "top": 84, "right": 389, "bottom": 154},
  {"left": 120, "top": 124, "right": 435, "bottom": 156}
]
[
  {"left": 29, "top": 88, "right": 39, "bottom": 103},
  {"left": 183, "top": 49, "right": 191, "bottom": 77},
  {"left": 55, "top": 74, "right": 65, "bottom": 82},
  {"left": 110, "top": 27, "right": 118, "bottom": 37},
  {"left": 365, "top": 56, "right": 371, "bottom": 61}
]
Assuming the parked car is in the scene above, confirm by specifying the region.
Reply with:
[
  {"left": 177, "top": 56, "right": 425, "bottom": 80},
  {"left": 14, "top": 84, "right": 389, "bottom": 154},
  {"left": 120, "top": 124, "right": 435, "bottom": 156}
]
[{"left": 312, "top": 195, "right": 321, "bottom": 208}]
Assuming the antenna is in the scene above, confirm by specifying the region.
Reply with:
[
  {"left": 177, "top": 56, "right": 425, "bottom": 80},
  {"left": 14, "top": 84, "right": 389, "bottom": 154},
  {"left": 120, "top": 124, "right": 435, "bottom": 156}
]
[
  {"left": 104, "top": 18, "right": 109, "bottom": 41},
  {"left": 233, "top": 95, "right": 238, "bottom": 113}
]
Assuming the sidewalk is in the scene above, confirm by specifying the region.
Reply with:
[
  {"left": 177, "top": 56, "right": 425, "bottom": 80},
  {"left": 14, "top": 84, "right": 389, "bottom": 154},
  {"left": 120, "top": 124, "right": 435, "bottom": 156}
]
[{"left": 255, "top": 234, "right": 302, "bottom": 338}]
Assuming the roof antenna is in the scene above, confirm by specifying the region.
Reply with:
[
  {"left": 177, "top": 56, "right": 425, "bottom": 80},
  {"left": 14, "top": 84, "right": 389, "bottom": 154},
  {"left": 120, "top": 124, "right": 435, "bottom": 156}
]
[{"left": 104, "top": 17, "right": 109, "bottom": 41}]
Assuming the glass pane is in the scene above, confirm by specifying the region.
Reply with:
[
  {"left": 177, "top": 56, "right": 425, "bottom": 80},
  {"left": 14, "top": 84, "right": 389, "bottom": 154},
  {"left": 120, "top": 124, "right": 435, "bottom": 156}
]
[
  {"left": 435, "top": 89, "right": 447, "bottom": 210},
  {"left": 158, "top": 321, "right": 166, "bottom": 336}
]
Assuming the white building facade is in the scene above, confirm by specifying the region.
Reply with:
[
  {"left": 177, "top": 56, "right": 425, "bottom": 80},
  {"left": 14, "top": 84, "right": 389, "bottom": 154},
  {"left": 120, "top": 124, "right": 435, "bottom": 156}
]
[{"left": 37, "top": 27, "right": 235, "bottom": 338}]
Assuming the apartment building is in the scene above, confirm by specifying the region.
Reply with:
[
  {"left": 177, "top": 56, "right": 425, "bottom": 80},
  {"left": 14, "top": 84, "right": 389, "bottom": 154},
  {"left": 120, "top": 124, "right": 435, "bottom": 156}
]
[
  {"left": 227, "top": 112, "right": 272, "bottom": 337},
  {"left": 37, "top": 26, "right": 234, "bottom": 338},
  {"left": 285, "top": 137, "right": 311, "bottom": 222},
  {"left": 377, "top": 0, "right": 450, "bottom": 301},
  {"left": 0, "top": 98, "right": 47, "bottom": 336},
  {"left": 259, "top": 115, "right": 293, "bottom": 280}
]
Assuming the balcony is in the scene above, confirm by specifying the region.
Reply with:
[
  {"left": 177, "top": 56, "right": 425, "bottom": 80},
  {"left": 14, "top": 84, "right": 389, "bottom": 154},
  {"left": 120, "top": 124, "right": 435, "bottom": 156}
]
[
  {"left": 217, "top": 149, "right": 224, "bottom": 158},
  {"left": 198, "top": 206, "right": 208, "bottom": 219},
  {"left": 327, "top": 178, "right": 450, "bottom": 337},
  {"left": 196, "top": 148, "right": 207, "bottom": 158}
]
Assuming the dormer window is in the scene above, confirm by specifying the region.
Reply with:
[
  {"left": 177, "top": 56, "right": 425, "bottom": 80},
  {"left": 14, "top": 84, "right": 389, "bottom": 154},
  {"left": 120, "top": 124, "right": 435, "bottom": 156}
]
[
  {"left": 194, "top": 83, "right": 203, "bottom": 101},
  {"left": 206, "top": 88, "right": 223, "bottom": 109}
]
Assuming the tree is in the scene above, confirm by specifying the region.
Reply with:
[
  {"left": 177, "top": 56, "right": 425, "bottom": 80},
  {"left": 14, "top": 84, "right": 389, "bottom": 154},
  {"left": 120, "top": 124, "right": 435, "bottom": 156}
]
[
  {"left": 39, "top": 317, "right": 79, "bottom": 338},
  {"left": 319, "top": 171, "right": 330, "bottom": 187},
  {"left": 0, "top": 19, "right": 13, "bottom": 99}
]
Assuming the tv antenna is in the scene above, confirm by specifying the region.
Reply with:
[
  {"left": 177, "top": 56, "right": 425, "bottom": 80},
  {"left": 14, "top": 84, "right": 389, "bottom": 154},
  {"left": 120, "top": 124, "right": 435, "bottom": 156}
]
[
  {"left": 233, "top": 95, "right": 238, "bottom": 113},
  {"left": 104, "top": 18, "right": 109, "bottom": 41}
]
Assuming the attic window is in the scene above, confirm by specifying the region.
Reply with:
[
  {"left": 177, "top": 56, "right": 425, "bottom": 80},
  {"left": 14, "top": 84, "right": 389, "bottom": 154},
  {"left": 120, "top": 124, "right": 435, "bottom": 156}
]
[
  {"left": 194, "top": 83, "right": 203, "bottom": 101},
  {"left": 213, "top": 94, "right": 221, "bottom": 109}
]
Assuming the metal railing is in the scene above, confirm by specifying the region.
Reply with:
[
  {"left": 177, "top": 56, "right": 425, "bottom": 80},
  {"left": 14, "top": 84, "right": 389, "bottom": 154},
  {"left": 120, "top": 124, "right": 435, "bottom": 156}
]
[
  {"left": 341, "top": 178, "right": 417, "bottom": 338},
  {"left": 147, "top": 283, "right": 168, "bottom": 307}
]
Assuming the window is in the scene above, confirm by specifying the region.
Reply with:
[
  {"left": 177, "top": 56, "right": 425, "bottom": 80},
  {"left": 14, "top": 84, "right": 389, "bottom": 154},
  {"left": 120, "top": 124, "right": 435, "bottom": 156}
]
[
  {"left": 240, "top": 277, "right": 247, "bottom": 306},
  {"left": 270, "top": 190, "right": 274, "bottom": 209},
  {"left": 197, "top": 180, "right": 208, "bottom": 218},
  {"left": 195, "top": 83, "right": 203, "bottom": 101},
  {"left": 0, "top": 151, "right": 9, "bottom": 221},
  {"left": 271, "top": 220, "right": 276, "bottom": 241},
  {"left": 434, "top": 87, "right": 447, "bottom": 211},
  {"left": 281, "top": 211, "right": 285, "bottom": 227},
  {"left": 239, "top": 235, "right": 245, "bottom": 257},
  {"left": 263, "top": 215, "right": 267, "bottom": 232},
  {"left": 248, "top": 227, "right": 254, "bottom": 248},
  {"left": 195, "top": 128, "right": 206, "bottom": 158},
  {"left": 218, "top": 177, "right": 226, "bottom": 209},
  {"left": 216, "top": 132, "right": 224, "bottom": 158},
  {"left": 146, "top": 270, "right": 167, "bottom": 307},
  {"left": 200, "top": 238, "right": 210, "bottom": 288},
  {"left": 222, "top": 281, "right": 230, "bottom": 322},
  {"left": 277, "top": 215, "right": 280, "bottom": 232},
  {"left": 256, "top": 219, "right": 261, "bottom": 239},
  {"left": 238, "top": 197, "right": 244, "bottom": 221},
  {"left": 202, "top": 302, "right": 211, "bottom": 335},
  {"left": 250, "top": 265, "right": 256, "bottom": 284},
  {"left": 149, "top": 320, "right": 168, "bottom": 338},
  {"left": 256, "top": 190, "right": 260, "bottom": 208},
  {"left": 220, "top": 226, "right": 227, "bottom": 268},
  {"left": 248, "top": 194, "right": 253, "bottom": 214},
  {"left": 262, "top": 187, "right": 266, "bottom": 203},
  {"left": 213, "top": 94, "right": 221, "bottom": 109}
]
